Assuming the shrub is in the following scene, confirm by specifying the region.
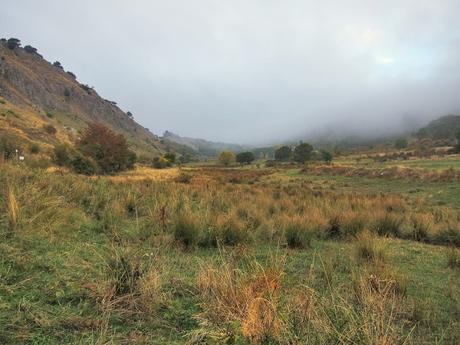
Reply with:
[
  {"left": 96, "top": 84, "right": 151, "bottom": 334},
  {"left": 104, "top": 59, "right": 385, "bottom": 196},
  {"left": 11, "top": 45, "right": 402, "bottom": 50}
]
[
  {"left": 178, "top": 154, "right": 192, "bottom": 164},
  {"left": 29, "top": 143, "right": 40, "bottom": 154},
  {"left": 284, "top": 223, "right": 313, "bottom": 249},
  {"left": 394, "top": 138, "right": 408, "bottom": 149},
  {"left": 152, "top": 156, "right": 170, "bottom": 169},
  {"left": 0, "top": 134, "right": 20, "bottom": 160},
  {"left": 80, "top": 84, "right": 92, "bottom": 93},
  {"left": 53, "top": 144, "right": 72, "bottom": 166},
  {"left": 7, "top": 38, "right": 20, "bottom": 50},
  {"left": 43, "top": 124, "right": 57, "bottom": 135},
  {"left": 67, "top": 71, "right": 76, "bottom": 79},
  {"left": 218, "top": 150, "right": 236, "bottom": 166},
  {"left": 164, "top": 152, "right": 176, "bottom": 164},
  {"left": 53, "top": 61, "right": 63, "bottom": 69},
  {"left": 175, "top": 172, "right": 192, "bottom": 184},
  {"left": 77, "top": 123, "right": 135, "bottom": 174},
  {"left": 70, "top": 153, "right": 98, "bottom": 175},
  {"left": 320, "top": 150, "right": 333, "bottom": 164},
  {"left": 63, "top": 88, "right": 71, "bottom": 97},
  {"left": 24, "top": 45, "right": 38, "bottom": 54}
]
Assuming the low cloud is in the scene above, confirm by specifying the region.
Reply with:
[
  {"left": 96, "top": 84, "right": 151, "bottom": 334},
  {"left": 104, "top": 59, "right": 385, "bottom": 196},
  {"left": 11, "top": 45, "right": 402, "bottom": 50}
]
[{"left": 1, "top": 0, "right": 460, "bottom": 143}]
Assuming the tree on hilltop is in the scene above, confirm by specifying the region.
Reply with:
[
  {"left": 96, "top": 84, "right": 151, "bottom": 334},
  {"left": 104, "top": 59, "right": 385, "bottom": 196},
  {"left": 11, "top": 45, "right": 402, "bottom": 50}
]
[{"left": 7, "top": 38, "right": 20, "bottom": 49}]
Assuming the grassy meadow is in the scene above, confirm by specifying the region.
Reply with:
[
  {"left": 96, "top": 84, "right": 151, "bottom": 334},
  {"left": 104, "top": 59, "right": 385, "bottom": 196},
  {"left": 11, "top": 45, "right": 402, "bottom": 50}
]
[{"left": 1, "top": 159, "right": 460, "bottom": 344}]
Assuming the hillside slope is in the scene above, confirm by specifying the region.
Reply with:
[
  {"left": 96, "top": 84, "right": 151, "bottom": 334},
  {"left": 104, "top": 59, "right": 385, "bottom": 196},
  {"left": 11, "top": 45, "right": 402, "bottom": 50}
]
[
  {"left": 162, "top": 130, "right": 248, "bottom": 157},
  {"left": 0, "top": 39, "right": 165, "bottom": 156},
  {"left": 417, "top": 115, "right": 460, "bottom": 142}
]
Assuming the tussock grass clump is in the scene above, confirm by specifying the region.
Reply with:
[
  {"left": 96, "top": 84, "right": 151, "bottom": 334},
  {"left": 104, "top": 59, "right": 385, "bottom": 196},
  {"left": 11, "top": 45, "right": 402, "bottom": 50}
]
[
  {"left": 373, "top": 213, "right": 402, "bottom": 237},
  {"left": 410, "top": 213, "right": 434, "bottom": 242},
  {"left": 354, "top": 264, "right": 408, "bottom": 299},
  {"left": 341, "top": 213, "right": 365, "bottom": 238},
  {"left": 193, "top": 255, "right": 284, "bottom": 344},
  {"left": 326, "top": 215, "right": 342, "bottom": 238},
  {"left": 284, "top": 221, "right": 313, "bottom": 249},
  {"left": 447, "top": 247, "right": 460, "bottom": 270},
  {"left": 124, "top": 191, "right": 138, "bottom": 217},
  {"left": 435, "top": 227, "right": 460, "bottom": 247},
  {"left": 138, "top": 266, "right": 166, "bottom": 313},
  {"left": 354, "top": 230, "right": 387, "bottom": 264},
  {"left": 108, "top": 253, "right": 142, "bottom": 296},
  {"left": 172, "top": 214, "right": 202, "bottom": 249},
  {"left": 216, "top": 214, "right": 251, "bottom": 246},
  {"left": 175, "top": 171, "right": 193, "bottom": 184}
]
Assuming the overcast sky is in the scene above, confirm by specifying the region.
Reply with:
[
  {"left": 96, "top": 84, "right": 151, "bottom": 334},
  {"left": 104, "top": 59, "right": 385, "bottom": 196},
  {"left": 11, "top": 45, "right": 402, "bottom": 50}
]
[{"left": 1, "top": 0, "right": 460, "bottom": 144}]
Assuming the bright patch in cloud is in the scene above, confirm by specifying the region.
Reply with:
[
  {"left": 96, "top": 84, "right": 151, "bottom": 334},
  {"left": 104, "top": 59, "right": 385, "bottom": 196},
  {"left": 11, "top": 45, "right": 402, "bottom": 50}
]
[{"left": 377, "top": 56, "right": 396, "bottom": 65}]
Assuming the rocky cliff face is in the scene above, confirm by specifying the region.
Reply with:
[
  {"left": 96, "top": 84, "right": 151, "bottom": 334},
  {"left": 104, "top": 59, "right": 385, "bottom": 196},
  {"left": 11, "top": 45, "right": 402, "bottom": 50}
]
[{"left": 0, "top": 39, "right": 164, "bottom": 155}]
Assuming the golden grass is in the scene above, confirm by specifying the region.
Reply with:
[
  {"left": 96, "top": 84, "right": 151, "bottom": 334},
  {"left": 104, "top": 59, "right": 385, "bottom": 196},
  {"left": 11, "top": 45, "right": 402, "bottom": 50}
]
[
  {"left": 104, "top": 166, "right": 181, "bottom": 183},
  {"left": 194, "top": 253, "right": 284, "bottom": 344},
  {"left": 5, "top": 183, "right": 19, "bottom": 232},
  {"left": 303, "top": 163, "right": 460, "bottom": 182},
  {"left": 1, "top": 164, "right": 458, "bottom": 343}
]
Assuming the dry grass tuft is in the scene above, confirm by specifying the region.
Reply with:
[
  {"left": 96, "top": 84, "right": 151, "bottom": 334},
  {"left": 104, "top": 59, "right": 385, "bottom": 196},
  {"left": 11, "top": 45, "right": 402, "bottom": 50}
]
[
  {"left": 193, "top": 255, "right": 284, "bottom": 343},
  {"left": 5, "top": 184, "right": 19, "bottom": 233},
  {"left": 354, "top": 230, "right": 387, "bottom": 264}
]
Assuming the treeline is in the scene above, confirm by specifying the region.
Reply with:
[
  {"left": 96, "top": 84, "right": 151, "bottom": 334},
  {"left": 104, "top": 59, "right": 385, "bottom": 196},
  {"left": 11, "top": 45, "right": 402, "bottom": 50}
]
[
  {"left": 272, "top": 143, "right": 332, "bottom": 164},
  {"left": 217, "top": 142, "right": 333, "bottom": 167}
]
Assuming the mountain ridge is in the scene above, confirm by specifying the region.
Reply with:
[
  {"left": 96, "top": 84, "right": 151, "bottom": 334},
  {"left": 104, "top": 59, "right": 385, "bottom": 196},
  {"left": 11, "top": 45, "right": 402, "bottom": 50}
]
[
  {"left": 0, "top": 38, "right": 165, "bottom": 156},
  {"left": 162, "top": 130, "right": 249, "bottom": 157}
]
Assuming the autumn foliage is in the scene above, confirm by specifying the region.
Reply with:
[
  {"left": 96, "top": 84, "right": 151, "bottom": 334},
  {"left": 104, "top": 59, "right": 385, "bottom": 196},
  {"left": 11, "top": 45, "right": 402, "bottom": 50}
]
[{"left": 77, "top": 123, "right": 136, "bottom": 174}]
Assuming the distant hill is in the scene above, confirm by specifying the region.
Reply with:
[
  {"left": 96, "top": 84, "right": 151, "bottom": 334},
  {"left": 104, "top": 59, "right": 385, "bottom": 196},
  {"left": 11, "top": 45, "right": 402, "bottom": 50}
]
[
  {"left": 162, "top": 131, "right": 248, "bottom": 157},
  {"left": 0, "top": 38, "right": 166, "bottom": 156},
  {"left": 417, "top": 115, "right": 460, "bottom": 143}
]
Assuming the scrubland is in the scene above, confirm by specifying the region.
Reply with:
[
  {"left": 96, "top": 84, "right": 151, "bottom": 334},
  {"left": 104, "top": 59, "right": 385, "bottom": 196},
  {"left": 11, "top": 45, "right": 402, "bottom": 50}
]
[{"left": 1, "top": 161, "right": 459, "bottom": 344}]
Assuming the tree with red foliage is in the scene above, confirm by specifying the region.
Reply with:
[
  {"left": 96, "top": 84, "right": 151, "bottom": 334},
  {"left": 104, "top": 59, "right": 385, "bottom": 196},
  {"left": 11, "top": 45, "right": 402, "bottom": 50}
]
[{"left": 77, "top": 123, "right": 136, "bottom": 174}]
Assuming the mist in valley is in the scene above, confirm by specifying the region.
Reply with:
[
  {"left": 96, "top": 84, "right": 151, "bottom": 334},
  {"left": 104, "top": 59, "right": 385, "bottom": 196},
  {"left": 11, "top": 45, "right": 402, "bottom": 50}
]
[{"left": 2, "top": 0, "right": 460, "bottom": 145}]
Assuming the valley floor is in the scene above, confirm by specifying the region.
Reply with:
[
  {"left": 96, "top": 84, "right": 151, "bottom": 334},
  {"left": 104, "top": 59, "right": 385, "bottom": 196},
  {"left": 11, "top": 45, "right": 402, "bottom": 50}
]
[{"left": 0, "top": 161, "right": 459, "bottom": 344}]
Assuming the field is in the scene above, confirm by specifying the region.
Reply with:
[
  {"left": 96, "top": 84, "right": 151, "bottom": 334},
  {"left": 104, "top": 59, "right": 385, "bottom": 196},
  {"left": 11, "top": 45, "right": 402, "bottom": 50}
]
[{"left": 1, "top": 158, "right": 460, "bottom": 344}]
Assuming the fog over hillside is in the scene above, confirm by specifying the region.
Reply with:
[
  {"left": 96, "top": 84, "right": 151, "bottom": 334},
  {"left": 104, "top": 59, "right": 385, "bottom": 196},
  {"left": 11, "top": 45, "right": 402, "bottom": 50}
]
[{"left": 2, "top": 0, "right": 460, "bottom": 144}]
